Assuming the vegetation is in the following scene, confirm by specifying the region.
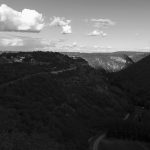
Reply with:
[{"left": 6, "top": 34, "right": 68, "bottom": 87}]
[{"left": 0, "top": 51, "right": 149, "bottom": 150}]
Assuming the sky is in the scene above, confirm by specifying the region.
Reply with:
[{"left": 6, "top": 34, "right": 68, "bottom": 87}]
[{"left": 0, "top": 0, "right": 150, "bottom": 52}]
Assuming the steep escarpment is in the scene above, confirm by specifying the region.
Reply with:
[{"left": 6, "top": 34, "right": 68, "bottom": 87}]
[{"left": 64, "top": 52, "right": 135, "bottom": 72}]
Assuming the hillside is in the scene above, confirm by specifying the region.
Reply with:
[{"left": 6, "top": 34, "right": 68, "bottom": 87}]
[
  {"left": 113, "top": 54, "right": 150, "bottom": 88},
  {"left": 63, "top": 52, "right": 149, "bottom": 72},
  {"left": 0, "top": 51, "right": 149, "bottom": 150},
  {"left": 109, "top": 54, "right": 150, "bottom": 124}
]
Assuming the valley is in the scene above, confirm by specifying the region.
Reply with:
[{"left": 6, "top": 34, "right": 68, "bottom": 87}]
[{"left": 0, "top": 51, "right": 149, "bottom": 150}]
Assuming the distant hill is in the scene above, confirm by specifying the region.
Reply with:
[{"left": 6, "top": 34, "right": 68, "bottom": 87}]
[{"left": 63, "top": 52, "right": 149, "bottom": 72}]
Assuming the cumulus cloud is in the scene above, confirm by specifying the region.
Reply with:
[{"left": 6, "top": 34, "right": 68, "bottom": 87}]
[
  {"left": 72, "top": 42, "right": 77, "bottom": 47},
  {"left": 88, "top": 30, "right": 107, "bottom": 37},
  {"left": 0, "top": 4, "right": 44, "bottom": 32},
  {"left": 91, "top": 18, "right": 115, "bottom": 29},
  {"left": 86, "top": 18, "right": 115, "bottom": 38},
  {"left": 50, "top": 16, "right": 72, "bottom": 34}
]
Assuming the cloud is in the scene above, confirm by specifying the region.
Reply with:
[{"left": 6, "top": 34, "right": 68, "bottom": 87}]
[
  {"left": 50, "top": 16, "right": 72, "bottom": 34},
  {"left": 88, "top": 30, "right": 107, "bottom": 37},
  {"left": 86, "top": 18, "right": 115, "bottom": 37},
  {"left": 91, "top": 18, "right": 115, "bottom": 29},
  {"left": 0, "top": 37, "right": 47, "bottom": 48},
  {"left": 20, "top": 37, "right": 52, "bottom": 48},
  {"left": 0, "top": 4, "right": 44, "bottom": 32},
  {"left": 135, "top": 33, "right": 141, "bottom": 37},
  {"left": 72, "top": 42, "right": 77, "bottom": 47},
  {"left": 0, "top": 38, "right": 23, "bottom": 46},
  {"left": 53, "top": 44, "right": 115, "bottom": 53},
  {"left": 61, "top": 25, "right": 72, "bottom": 34},
  {"left": 0, "top": 35, "right": 67, "bottom": 52}
]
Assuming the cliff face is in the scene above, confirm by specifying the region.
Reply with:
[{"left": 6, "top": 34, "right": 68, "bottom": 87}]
[
  {"left": 64, "top": 52, "right": 149, "bottom": 72},
  {"left": 86, "top": 54, "right": 134, "bottom": 72}
]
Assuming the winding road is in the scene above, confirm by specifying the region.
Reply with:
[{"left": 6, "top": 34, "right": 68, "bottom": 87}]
[
  {"left": 92, "top": 134, "right": 106, "bottom": 150},
  {"left": 91, "top": 134, "right": 149, "bottom": 150},
  {"left": 0, "top": 67, "right": 77, "bottom": 89}
]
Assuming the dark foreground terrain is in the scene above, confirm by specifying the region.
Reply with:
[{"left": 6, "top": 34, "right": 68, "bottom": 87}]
[{"left": 0, "top": 51, "right": 149, "bottom": 150}]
